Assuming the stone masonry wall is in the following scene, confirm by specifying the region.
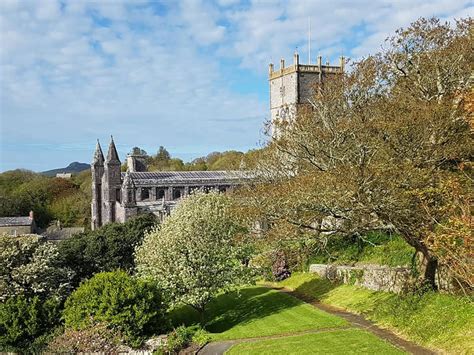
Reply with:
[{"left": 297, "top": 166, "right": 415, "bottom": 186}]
[{"left": 309, "top": 264, "right": 453, "bottom": 293}]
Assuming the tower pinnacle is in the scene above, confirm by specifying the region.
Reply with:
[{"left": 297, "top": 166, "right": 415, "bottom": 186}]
[
  {"left": 92, "top": 139, "right": 105, "bottom": 164},
  {"left": 106, "top": 135, "right": 120, "bottom": 163}
]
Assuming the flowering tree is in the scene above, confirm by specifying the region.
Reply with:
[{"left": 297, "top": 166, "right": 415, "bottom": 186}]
[
  {"left": 135, "top": 192, "right": 251, "bottom": 318},
  {"left": 0, "top": 234, "right": 74, "bottom": 301}
]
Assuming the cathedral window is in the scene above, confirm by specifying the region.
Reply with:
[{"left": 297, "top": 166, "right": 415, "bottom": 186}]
[
  {"left": 156, "top": 188, "right": 165, "bottom": 200},
  {"left": 173, "top": 188, "right": 182, "bottom": 200},
  {"left": 141, "top": 187, "right": 150, "bottom": 200}
]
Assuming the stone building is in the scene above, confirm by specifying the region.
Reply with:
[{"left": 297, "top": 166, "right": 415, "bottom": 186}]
[
  {"left": 91, "top": 137, "right": 248, "bottom": 230},
  {"left": 0, "top": 211, "right": 36, "bottom": 236},
  {"left": 269, "top": 52, "right": 344, "bottom": 135}
]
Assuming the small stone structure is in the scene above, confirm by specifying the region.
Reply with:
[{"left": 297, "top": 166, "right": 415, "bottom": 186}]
[
  {"left": 42, "top": 221, "right": 85, "bottom": 242},
  {"left": 310, "top": 263, "right": 454, "bottom": 293},
  {"left": 0, "top": 211, "right": 36, "bottom": 236}
]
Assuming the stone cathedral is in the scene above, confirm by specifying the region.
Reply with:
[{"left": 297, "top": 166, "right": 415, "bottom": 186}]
[
  {"left": 91, "top": 53, "right": 343, "bottom": 229},
  {"left": 91, "top": 138, "right": 247, "bottom": 229}
]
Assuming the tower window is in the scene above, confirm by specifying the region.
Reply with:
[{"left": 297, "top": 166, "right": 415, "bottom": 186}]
[{"left": 116, "top": 188, "right": 121, "bottom": 203}]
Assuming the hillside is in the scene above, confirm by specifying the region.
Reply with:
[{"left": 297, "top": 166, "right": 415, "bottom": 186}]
[{"left": 42, "top": 162, "right": 89, "bottom": 177}]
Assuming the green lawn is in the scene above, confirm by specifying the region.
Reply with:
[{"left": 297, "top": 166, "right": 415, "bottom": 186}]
[
  {"left": 170, "top": 286, "right": 347, "bottom": 340},
  {"left": 268, "top": 273, "right": 474, "bottom": 354},
  {"left": 226, "top": 329, "right": 406, "bottom": 355}
]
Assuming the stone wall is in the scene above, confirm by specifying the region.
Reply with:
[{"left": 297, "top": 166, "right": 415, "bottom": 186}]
[{"left": 309, "top": 263, "right": 453, "bottom": 293}]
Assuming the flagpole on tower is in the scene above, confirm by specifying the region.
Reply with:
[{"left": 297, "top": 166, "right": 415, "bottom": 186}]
[{"left": 308, "top": 17, "right": 311, "bottom": 64}]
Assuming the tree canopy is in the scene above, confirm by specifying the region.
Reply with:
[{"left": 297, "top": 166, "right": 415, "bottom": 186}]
[{"left": 135, "top": 192, "right": 252, "bottom": 315}]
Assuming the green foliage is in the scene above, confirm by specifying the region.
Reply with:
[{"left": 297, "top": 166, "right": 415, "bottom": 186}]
[
  {"left": 162, "top": 325, "right": 210, "bottom": 353},
  {"left": 0, "top": 169, "right": 90, "bottom": 228},
  {"left": 191, "top": 327, "right": 211, "bottom": 347},
  {"left": 58, "top": 213, "right": 157, "bottom": 285},
  {"left": 309, "top": 232, "right": 414, "bottom": 267},
  {"left": 273, "top": 273, "right": 474, "bottom": 353},
  {"left": 63, "top": 270, "right": 166, "bottom": 347},
  {"left": 226, "top": 329, "right": 405, "bottom": 355},
  {"left": 0, "top": 295, "right": 61, "bottom": 352},
  {"left": 0, "top": 234, "right": 74, "bottom": 300},
  {"left": 136, "top": 192, "right": 252, "bottom": 314},
  {"left": 165, "top": 325, "right": 195, "bottom": 353}
]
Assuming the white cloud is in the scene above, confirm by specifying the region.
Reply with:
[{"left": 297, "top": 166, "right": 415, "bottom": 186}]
[{"left": 0, "top": 0, "right": 471, "bottom": 171}]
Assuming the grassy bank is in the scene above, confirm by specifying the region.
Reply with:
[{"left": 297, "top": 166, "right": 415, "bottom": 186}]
[
  {"left": 170, "top": 286, "right": 347, "bottom": 341},
  {"left": 270, "top": 273, "right": 474, "bottom": 354}
]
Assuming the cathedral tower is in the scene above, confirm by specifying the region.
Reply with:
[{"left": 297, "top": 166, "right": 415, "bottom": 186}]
[
  {"left": 101, "top": 136, "right": 122, "bottom": 225},
  {"left": 91, "top": 140, "right": 104, "bottom": 230},
  {"left": 269, "top": 52, "right": 344, "bottom": 134}
]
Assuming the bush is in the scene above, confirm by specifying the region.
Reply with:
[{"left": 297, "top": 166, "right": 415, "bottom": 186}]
[
  {"left": 46, "top": 323, "right": 124, "bottom": 353},
  {"left": 63, "top": 270, "right": 166, "bottom": 347},
  {"left": 162, "top": 325, "right": 210, "bottom": 354},
  {"left": 58, "top": 213, "right": 157, "bottom": 285},
  {"left": 0, "top": 295, "right": 61, "bottom": 352}
]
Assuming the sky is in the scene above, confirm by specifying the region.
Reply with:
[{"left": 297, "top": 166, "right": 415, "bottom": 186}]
[{"left": 0, "top": 0, "right": 472, "bottom": 172}]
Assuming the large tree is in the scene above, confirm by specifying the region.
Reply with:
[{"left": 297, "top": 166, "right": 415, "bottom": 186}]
[
  {"left": 135, "top": 192, "right": 251, "bottom": 318},
  {"left": 239, "top": 18, "right": 473, "bottom": 289}
]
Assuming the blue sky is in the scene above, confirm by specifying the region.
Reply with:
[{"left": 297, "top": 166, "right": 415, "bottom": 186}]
[{"left": 0, "top": 0, "right": 472, "bottom": 172}]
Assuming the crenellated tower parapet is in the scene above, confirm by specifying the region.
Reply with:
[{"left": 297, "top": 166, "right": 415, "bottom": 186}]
[{"left": 269, "top": 52, "right": 345, "bottom": 136}]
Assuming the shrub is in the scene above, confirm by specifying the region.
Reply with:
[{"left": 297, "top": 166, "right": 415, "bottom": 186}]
[
  {"left": 58, "top": 213, "right": 157, "bottom": 285},
  {"left": 46, "top": 323, "right": 124, "bottom": 353},
  {"left": 0, "top": 295, "right": 61, "bottom": 352},
  {"left": 166, "top": 325, "right": 194, "bottom": 353},
  {"left": 163, "top": 325, "right": 210, "bottom": 354},
  {"left": 63, "top": 270, "right": 166, "bottom": 347}
]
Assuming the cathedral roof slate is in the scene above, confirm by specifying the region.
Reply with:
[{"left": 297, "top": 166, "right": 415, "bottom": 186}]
[{"left": 122, "top": 171, "right": 250, "bottom": 185}]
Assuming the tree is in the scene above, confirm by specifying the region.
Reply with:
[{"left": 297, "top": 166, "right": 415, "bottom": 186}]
[
  {"left": 0, "top": 235, "right": 74, "bottom": 301},
  {"left": 239, "top": 17, "right": 472, "bottom": 289},
  {"left": 156, "top": 146, "right": 171, "bottom": 161},
  {"left": 135, "top": 192, "right": 252, "bottom": 318},
  {"left": 57, "top": 213, "right": 157, "bottom": 285}
]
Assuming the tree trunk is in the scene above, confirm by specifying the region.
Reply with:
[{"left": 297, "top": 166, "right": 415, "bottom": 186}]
[
  {"left": 403, "top": 235, "right": 439, "bottom": 290},
  {"left": 416, "top": 243, "right": 439, "bottom": 290},
  {"left": 422, "top": 254, "right": 439, "bottom": 290}
]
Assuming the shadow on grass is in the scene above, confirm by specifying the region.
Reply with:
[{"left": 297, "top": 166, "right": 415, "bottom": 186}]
[
  {"left": 292, "top": 277, "right": 338, "bottom": 302},
  {"left": 170, "top": 286, "right": 307, "bottom": 334}
]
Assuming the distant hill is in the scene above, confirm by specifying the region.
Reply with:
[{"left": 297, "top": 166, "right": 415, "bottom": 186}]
[{"left": 42, "top": 162, "right": 90, "bottom": 177}]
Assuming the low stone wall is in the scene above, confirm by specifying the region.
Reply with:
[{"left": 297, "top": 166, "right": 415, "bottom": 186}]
[
  {"left": 309, "top": 263, "right": 453, "bottom": 293},
  {"left": 309, "top": 264, "right": 415, "bottom": 293}
]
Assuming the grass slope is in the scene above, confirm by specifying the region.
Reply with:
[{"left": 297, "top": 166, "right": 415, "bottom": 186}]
[
  {"left": 170, "top": 286, "right": 347, "bottom": 340},
  {"left": 270, "top": 273, "right": 474, "bottom": 354},
  {"left": 226, "top": 329, "right": 406, "bottom": 355}
]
